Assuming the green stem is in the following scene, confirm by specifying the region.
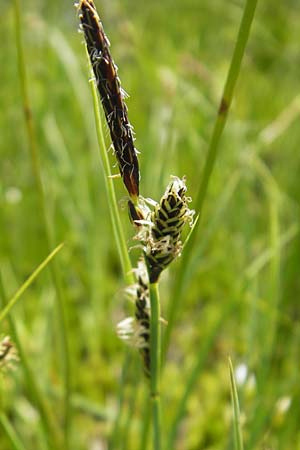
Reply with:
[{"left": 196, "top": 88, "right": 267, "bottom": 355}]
[
  {"left": 163, "top": 0, "right": 258, "bottom": 360},
  {"left": 88, "top": 56, "right": 134, "bottom": 285},
  {"left": 149, "top": 282, "right": 161, "bottom": 450},
  {"left": 13, "top": 0, "right": 71, "bottom": 447}
]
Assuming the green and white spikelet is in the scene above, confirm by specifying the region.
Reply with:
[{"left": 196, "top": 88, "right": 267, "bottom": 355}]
[{"left": 137, "top": 176, "right": 194, "bottom": 282}]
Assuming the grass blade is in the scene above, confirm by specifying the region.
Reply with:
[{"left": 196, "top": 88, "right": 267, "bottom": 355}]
[
  {"left": 0, "top": 243, "right": 64, "bottom": 323},
  {"left": 149, "top": 282, "right": 162, "bottom": 450},
  {"left": 229, "top": 358, "right": 244, "bottom": 450}
]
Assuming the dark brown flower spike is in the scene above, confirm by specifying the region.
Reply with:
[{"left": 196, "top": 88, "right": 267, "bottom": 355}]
[{"left": 78, "top": 0, "right": 140, "bottom": 198}]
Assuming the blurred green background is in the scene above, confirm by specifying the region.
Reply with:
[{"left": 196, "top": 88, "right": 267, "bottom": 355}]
[{"left": 1, "top": 0, "right": 300, "bottom": 449}]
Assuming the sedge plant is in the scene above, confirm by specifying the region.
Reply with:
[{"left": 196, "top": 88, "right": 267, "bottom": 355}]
[{"left": 75, "top": 0, "right": 259, "bottom": 448}]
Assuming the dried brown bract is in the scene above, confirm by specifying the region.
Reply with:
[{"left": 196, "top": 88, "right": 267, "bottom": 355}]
[{"left": 78, "top": 0, "right": 140, "bottom": 198}]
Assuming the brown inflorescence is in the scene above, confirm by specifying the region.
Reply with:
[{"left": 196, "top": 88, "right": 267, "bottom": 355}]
[{"left": 78, "top": 0, "right": 140, "bottom": 198}]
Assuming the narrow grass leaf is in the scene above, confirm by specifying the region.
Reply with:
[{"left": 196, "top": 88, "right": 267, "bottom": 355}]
[
  {"left": 229, "top": 358, "right": 244, "bottom": 450},
  {"left": 0, "top": 243, "right": 64, "bottom": 323}
]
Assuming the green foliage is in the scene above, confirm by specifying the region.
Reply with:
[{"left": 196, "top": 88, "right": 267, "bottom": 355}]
[{"left": 1, "top": 0, "right": 300, "bottom": 449}]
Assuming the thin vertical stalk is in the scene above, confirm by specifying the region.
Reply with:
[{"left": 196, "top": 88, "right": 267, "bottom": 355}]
[
  {"left": 149, "top": 282, "right": 161, "bottom": 450},
  {"left": 163, "top": 0, "right": 258, "bottom": 359},
  {"left": 13, "top": 0, "right": 71, "bottom": 447},
  {"left": 88, "top": 59, "right": 134, "bottom": 285}
]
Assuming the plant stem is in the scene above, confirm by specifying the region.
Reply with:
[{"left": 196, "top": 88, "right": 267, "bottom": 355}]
[
  {"left": 149, "top": 282, "right": 161, "bottom": 450},
  {"left": 88, "top": 57, "right": 134, "bottom": 285},
  {"left": 13, "top": 0, "right": 71, "bottom": 447},
  {"left": 163, "top": 0, "right": 258, "bottom": 360}
]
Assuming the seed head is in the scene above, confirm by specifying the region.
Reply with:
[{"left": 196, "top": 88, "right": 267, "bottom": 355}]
[
  {"left": 138, "top": 177, "right": 194, "bottom": 282},
  {"left": 77, "top": 0, "right": 140, "bottom": 198}
]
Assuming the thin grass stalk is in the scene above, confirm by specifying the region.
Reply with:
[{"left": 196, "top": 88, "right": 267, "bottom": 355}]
[
  {"left": 163, "top": 0, "right": 258, "bottom": 360},
  {"left": 229, "top": 358, "right": 244, "bottom": 450},
  {"left": 88, "top": 59, "right": 134, "bottom": 284},
  {"left": 149, "top": 282, "right": 161, "bottom": 450},
  {"left": 0, "top": 414, "right": 27, "bottom": 450},
  {"left": 0, "top": 273, "right": 63, "bottom": 450},
  {"left": 13, "top": 1, "right": 71, "bottom": 446}
]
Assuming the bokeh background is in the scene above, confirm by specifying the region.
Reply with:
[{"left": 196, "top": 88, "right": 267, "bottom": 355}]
[{"left": 1, "top": 0, "right": 300, "bottom": 449}]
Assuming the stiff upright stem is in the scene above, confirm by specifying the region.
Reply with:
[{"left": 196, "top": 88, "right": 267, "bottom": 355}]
[{"left": 149, "top": 282, "right": 161, "bottom": 450}]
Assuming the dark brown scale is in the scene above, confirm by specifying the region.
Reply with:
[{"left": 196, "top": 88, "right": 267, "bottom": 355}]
[
  {"left": 128, "top": 200, "right": 145, "bottom": 226},
  {"left": 79, "top": 0, "right": 139, "bottom": 198}
]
